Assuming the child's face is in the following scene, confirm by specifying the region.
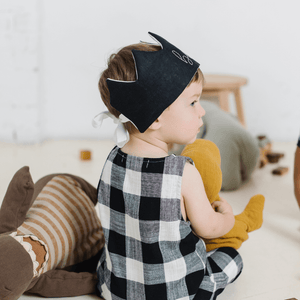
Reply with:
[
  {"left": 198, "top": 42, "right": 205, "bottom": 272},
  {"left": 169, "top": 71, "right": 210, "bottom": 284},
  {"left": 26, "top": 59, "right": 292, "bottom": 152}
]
[{"left": 159, "top": 81, "right": 205, "bottom": 145}]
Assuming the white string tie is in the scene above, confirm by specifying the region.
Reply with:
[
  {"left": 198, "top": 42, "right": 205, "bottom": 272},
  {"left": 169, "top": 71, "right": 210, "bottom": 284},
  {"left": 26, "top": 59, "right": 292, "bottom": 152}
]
[{"left": 92, "top": 111, "right": 130, "bottom": 148}]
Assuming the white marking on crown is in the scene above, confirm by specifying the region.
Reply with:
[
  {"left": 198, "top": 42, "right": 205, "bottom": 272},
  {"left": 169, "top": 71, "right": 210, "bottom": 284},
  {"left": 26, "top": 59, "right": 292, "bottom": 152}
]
[{"left": 172, "top": 50, "right": 193, "bottom": 65}]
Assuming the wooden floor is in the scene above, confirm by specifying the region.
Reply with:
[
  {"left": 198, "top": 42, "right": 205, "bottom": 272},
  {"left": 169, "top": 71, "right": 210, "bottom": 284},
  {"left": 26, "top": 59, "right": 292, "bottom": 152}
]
[{"left": 0, "top": 140, "right": 299, "bottom": 300}]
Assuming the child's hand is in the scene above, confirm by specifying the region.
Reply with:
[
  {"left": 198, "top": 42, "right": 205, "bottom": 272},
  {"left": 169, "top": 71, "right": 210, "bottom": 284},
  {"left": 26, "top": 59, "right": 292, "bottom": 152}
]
[{"left": 211, "top": 197, "right": 233, "bottom": 215}]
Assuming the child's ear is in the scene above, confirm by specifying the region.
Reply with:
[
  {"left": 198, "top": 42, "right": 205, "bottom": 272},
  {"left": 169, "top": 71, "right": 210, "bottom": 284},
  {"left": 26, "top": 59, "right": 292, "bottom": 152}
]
[{"left": 148, "top": 118, "right": 162, "bottom": 131}]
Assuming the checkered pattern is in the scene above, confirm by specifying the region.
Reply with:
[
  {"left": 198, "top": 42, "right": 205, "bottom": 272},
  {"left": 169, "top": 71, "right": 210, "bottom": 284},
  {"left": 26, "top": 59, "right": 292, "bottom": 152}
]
[{"left": 97, "top": 147, "right": 243, "bottom": 300}]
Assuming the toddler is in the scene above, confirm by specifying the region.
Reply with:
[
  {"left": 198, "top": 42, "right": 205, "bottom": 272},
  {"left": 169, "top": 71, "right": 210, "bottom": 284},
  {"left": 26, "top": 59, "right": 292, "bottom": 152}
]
[
  {"left": 295, "top": 135, "right": 300, "bottom": 207},
  {"left": 94, "top": 32, "right": 243, "bottom": 300}
]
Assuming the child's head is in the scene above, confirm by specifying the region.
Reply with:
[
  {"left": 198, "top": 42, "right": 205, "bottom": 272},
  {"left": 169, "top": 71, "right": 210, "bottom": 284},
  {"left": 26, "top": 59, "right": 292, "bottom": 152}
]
[
  {"left": 98, "top": 32, "right": 204, "bottom": 134},
  {"left": 99, "top": 43, "right": 160, "bottom": 134}
]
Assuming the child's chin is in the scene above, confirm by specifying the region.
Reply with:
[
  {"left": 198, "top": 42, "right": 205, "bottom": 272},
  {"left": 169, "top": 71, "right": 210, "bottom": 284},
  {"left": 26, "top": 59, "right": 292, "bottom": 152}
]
[{"left": 186, "top": 137, "right": 197, "bottom": 145}]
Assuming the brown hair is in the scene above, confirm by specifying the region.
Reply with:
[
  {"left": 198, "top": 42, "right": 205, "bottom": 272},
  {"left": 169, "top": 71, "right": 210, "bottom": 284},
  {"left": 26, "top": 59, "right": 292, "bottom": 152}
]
[{"left": 98, "top": 43, "right": 203, "bottom": 133}]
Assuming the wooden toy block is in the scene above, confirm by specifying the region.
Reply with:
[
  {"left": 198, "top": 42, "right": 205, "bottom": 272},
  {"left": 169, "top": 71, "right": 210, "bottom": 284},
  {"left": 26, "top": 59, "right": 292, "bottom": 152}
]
[
  {"left": 272, "top": 166, "right": 289, "bottom": 176},
  {"left": 266, "top": 152, "right": 284, "bottom": 163},
  {"left": 257, "top": 135, "right": 267, "bottom": 141},
  {"left": 257, "top": 135, "right": 272, "bottom": 168},
  {"left": 80, "top": 150, "right": 91, "bottom": 160}
]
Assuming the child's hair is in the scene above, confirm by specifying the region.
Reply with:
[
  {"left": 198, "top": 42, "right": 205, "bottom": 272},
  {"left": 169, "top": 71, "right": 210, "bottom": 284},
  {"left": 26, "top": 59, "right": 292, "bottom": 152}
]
[{"left": 99, "top": 43, "right": 204, "bottom": 133}]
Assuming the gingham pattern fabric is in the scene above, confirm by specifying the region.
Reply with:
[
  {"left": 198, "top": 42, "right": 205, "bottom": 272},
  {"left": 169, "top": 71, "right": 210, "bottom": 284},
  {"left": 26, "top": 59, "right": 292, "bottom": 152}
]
[{"left": 97, "top": 147, "right": 243, "bottom": 300}]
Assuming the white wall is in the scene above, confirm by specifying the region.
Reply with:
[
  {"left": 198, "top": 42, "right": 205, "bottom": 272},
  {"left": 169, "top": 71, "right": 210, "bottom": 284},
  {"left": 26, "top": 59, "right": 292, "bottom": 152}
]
[
  {"left": 0, "top": 0, "right": 41, "bottom": 143},
  {"left": 0, "top": 0, "right": 299, "bottom": 143}
]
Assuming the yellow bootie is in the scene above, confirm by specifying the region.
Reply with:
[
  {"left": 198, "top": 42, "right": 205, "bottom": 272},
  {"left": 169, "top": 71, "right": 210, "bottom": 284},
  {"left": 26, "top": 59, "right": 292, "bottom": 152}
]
[
  {"left": 235, "top": 194, "right": 265, "bottom": 233},
  {"left": 181, "top": 139, "right": 265, "bottom": 252}
]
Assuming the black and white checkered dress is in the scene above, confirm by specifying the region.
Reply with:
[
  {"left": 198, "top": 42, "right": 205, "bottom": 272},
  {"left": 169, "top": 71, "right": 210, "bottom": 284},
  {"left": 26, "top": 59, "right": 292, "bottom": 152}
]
[{"left": 97, "top": 147, "right": 243, "bottom": 300}]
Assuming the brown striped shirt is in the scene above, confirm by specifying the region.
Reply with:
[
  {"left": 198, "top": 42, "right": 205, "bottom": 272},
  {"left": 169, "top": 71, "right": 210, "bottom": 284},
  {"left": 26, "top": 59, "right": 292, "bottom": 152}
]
[{"left": 17, "top": 175, "right": 104, "bottom": 272}]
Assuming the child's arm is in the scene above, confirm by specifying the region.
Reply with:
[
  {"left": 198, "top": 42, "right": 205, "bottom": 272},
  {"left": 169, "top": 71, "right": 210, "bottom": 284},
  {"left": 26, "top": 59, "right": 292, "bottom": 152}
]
[
  {"left": 294, "top": 146, "right": 300, "bottom": 208},
  {"left": 182, "top": 162, "right": 235, "bottom": 239}
]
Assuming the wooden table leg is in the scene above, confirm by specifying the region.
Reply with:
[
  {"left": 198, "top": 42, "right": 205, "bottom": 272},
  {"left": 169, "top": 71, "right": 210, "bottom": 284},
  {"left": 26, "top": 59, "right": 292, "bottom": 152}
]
[
  {"left": 233, "top": 88, "right": 246, "bottom": 127},
  {"left": 218, "top": 90, "right": 230, "bottom": 112},
  {"left": 201, "top": 88, "right": 247, "bottom": 128}
]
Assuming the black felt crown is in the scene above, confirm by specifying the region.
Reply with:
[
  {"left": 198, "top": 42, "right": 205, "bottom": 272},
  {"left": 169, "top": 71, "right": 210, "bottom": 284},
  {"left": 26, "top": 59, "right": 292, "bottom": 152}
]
[{"left": 107, "top": 32, "right": 200, "bottom": 133}]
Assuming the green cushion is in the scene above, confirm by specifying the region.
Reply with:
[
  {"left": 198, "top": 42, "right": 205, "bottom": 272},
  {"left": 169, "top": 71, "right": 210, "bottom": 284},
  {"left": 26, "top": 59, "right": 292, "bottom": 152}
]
[{"left": 199, "top": 100, "right": 259, "bottom": 190}]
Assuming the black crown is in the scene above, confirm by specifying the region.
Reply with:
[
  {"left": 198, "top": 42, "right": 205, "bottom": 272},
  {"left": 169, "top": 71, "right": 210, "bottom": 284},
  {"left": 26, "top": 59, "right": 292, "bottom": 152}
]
[{"left": 107, "top": 32, "right": 200, "bottom": 133}]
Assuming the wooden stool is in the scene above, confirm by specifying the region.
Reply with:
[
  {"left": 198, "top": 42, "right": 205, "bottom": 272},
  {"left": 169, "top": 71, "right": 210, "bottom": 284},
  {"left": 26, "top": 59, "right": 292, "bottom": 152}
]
[{"left": 201, "top": 74, "right": 248, "bottom": 127}]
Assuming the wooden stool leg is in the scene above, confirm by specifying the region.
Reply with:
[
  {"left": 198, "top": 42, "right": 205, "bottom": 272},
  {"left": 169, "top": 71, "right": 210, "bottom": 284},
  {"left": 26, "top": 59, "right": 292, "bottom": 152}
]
[
  {"left": 218, "top": 90, "right": 230, "bottom": 112},
  {"left": 233, "top": 88, "right": 246, "bottom": 127}
]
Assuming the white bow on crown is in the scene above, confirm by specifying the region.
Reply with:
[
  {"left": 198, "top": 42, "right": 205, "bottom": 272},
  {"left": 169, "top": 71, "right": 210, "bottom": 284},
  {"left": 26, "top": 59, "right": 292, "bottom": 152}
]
[{"left": 92, "top": 111, "right": 130, "bottom": 148}]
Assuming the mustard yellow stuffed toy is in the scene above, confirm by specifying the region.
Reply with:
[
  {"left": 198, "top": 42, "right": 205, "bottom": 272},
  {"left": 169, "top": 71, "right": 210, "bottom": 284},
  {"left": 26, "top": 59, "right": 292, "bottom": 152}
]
[{"left": 181, "top": 139, "right": 265, "bottom": 252}]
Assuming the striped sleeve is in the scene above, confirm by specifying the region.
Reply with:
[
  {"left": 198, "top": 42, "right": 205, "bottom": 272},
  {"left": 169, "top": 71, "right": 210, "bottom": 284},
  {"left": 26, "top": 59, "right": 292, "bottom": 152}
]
[{"left": 17, "top": 175, "right": 104, "bottom": 272}]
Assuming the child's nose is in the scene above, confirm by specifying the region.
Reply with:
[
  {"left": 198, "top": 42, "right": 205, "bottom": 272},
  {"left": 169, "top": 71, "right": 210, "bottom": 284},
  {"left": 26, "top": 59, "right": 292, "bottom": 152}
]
[{"left": 198, "top": 104, "right": 206, "bottom": 118}]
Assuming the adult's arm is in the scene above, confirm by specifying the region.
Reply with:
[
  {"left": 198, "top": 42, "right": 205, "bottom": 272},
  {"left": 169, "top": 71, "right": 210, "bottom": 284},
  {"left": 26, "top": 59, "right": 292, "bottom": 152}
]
[{"left": 294, "top": 137, "right": 300, "bottom": 208}]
